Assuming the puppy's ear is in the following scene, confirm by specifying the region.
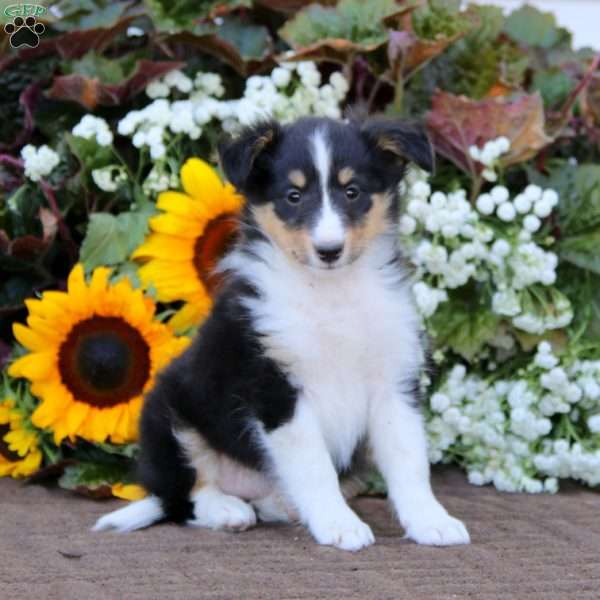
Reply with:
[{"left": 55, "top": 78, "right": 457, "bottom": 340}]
[
  {"left": 218, "top": 120, "right": 281, "bottom": 191},
  {"left": 362, "top": 118, "right": 434, "bottom": 173}
]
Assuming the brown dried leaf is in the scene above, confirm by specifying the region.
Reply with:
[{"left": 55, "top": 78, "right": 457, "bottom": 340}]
[
  {"left": 426, "top": 91, "right": 552, "bottom": 174},
  {"left": 166, "top": 30, "right": 273, "bottom": 76},
  {"left": 580, "top": 73, "right": 600, "bottom": 127},
  {"left": 46, "top": 60, "right": 184, "bottom": 110}
]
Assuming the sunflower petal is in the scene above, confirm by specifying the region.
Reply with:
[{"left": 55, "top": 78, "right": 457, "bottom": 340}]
[
  {"left": 168, "top": 298, "right": 212, "bottom": 333},
  {"left": 12, "top": 323, "right": 48, "bottom": 352},
  {"left": 111, "top": 483, "right": 147, "bottom": 501},
  {"left": 7, "top": 352, "right": 55, "bottom": 380},
  {"left": 180, "top": 158, "right": 224, "bottom": 201}
]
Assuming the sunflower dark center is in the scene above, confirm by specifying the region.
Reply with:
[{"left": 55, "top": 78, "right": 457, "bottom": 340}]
[
  {"left": 58, "top": 316, "right": 151, "bottom": 408},
  {"left": 193, "top": 213, "right": 239, "bottom": 295},
  {"left": 0, "top": 423, "right": 20, "bottom": 462}
]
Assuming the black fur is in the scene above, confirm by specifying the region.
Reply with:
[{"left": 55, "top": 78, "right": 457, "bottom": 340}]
[{"left": 137, "top": 278, "right": 299, "bottom": 521}]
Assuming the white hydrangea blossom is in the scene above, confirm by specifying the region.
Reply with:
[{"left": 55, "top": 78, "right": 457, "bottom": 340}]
[
  {"left": 401, "top": 170, "right": 570, "bottom": 339},
  {"left": 469, "top": 136, "right": 510, "bottom": 182},
  {"left": 142, "top": 162, "right": 179, "bottom": 194},
  {"left": 116, "top": 62, "right": 348, "bottom": 163},
  {"left": 72, "top": 115, "right": 113, "bottom": 146},
  {"left": 91, "top": 165, "right": 127, "bottom": 192},
  {"left": 20, "top": 144, "right": 60, "bottom": 182},
  {"left": 427, "top": 346, "right": 600, "bottom": 492}
]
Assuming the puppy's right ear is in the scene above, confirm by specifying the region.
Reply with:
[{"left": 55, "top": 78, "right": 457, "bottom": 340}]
[{"left": 218, "top": 120, "right": 281, "bottom": 192}]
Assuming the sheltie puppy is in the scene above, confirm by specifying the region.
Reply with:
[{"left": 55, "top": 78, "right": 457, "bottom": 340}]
[{"left": 93, "top": 116, "right": 470, "bottom": 551}]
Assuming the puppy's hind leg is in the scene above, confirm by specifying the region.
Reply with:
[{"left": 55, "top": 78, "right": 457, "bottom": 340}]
[
  {"left": 188, "top": 486, "right": 257, "bottom": 531},
  {"left": 175, "top": 429, "right": 257, "bottom": 532}
]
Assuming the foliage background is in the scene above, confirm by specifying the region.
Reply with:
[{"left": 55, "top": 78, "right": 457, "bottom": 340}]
[{"left": 1, "top": 0, "right": 600, "bottom": 496}]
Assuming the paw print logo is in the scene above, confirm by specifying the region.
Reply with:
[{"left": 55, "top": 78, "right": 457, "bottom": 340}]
[{"left": 4, "top": 16, "right": 45, "bottom": 49}]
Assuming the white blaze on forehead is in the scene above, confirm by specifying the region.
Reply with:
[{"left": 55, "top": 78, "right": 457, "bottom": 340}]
[{"left": 310, "top": 128, "right": 345, "bottom": 247}]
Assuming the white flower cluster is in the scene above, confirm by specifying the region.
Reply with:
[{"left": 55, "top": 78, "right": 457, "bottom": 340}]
[
  {"left": 115, "top": 63, "right": 348, "bottom": 163},
  {"left": 142, "top": 163, "right": 179, "bottom": 194},
  {"left": 427, "top": 343, "right": 600, "bottom": 492},
  {"left": 91, "top": 165, "right": 127, "bottom": 192},
  {"left": 401, "top": 167, "right": 572, "bottom": 339},
  {"left": 469, "top": 136, "right": 510, "bottom": 182},
  {"left": 20, "top": 144, "right": 60, "bottom": 182},
  {"left": 72, "top": 115, "right": 113, "bottom": 146}
]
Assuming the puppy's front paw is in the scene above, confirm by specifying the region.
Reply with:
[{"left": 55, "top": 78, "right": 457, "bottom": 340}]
[
  {"left": 310, "top": 510, "right": 375, "bottom": 551},
  {"left": 404, "top": 508, "right": 470, "bottom": 546}
]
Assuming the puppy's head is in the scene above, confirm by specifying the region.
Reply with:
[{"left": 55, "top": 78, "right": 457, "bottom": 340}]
[{"left": 219, "top": 116, "right": 433, "bottom": 269}]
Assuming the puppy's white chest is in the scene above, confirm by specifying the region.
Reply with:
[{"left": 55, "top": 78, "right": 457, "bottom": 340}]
[{"left": 247, "top": 258, "right": 421, "bottom": 468}]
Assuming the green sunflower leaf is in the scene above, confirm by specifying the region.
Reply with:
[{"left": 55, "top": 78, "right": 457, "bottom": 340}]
[
  {"left": 80, "top": 207, "right": 154, "bottom": 272},
  {"left": 59, "top": 461, "right": 130, "bottom": 498}
]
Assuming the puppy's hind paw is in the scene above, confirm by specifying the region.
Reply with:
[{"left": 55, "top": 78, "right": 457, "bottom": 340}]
[{"left": 404, "top": 511, "right": 470, "bottom": 546}]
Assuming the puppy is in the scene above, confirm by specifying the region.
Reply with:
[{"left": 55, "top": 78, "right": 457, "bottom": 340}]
[{"left": 93, "top": 116, "right": 470, "bottom": 551}]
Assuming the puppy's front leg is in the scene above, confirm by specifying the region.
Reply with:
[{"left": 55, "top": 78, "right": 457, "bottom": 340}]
[
  {"left": 263, "top": 400, "right": 374, "bottom": 551},
  {"left": 369, "top": 394, "right": 470, "bottom": 546}
]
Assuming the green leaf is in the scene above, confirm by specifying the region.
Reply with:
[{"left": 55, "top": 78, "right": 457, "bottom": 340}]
[
  {"left": 79, "top": 207, "right": 154, "bottom": 271},
  {"left": 66, "top": 133, "right": 113, "bottom": 172},
  {"left": 411, "top": 0, "right": 469, "bottom": 41},
  {"left": 59, "top": 461, "right": 130, "bottom": 497},
  {"left": 218, "top": 16, "right": 272, "bottom": 61},
  {"left": 559, "top": 230, "right": 600, "bottom": 274},
  {"left": 533, "top": 69, "right": 574, "bottom": 108},
  {"left": 429, "top": 298, "right": 501, "bottom": 361},
  {"left": 503, "top": 5, "right": 569, "bottom": 49},
  {"left": 63, "top": 52, "right": 127, "bottom": 85},
  {"left": 279, "top": 0, "right": 400, "bottom": 49}
]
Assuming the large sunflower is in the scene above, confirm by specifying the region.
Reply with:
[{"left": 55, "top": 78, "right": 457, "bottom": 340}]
[
  {"left": 8, "top": 265, "right": 189, "bottom": 445},
  {"left": 0, "top": 398, "right": 42, "bottom": 478},
  {"left": 132, "top": 158, "right": 244, "bottom": 332}
]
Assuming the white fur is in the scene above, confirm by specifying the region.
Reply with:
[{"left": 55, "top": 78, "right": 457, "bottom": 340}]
[
  {"left": 92, "top": 496, "right": 163, "bottom": 532},
  {"left": 310, "top": 128, "right": 345, "bottom": 251},
  {"left": 221, "top": 233, "right": 469, "bottom": 550},
  {"left": 188, "top": 487, "right": 257, "bottom": 531}
]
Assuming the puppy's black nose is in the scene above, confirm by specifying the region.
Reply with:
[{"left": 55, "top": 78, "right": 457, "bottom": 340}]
[{"left": 316, "top": 244, "right": 343, "bottom": 264}]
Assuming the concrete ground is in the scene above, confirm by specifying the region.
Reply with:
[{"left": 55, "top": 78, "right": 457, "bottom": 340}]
[{"left": 1, "top": 466, "right": 599, "bottom": 600}]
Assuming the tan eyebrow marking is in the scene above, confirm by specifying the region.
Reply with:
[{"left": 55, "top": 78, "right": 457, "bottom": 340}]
[
  {"left": 288, "top": 169, "right": 306, "bottom": 188},
  {"left": 338, "top": 167, "right": 355, "bottom": 186}
]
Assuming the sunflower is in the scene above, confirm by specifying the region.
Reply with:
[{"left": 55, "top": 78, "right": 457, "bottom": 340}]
[
  {"left": 8, "top": 265, "right": 189, "bottom": 445},
  {"left": 0, "top": 398, "right": 43, "bottom": 478},
  {"left": 132, "top": 158, "right": 244, "bottom": 332}
]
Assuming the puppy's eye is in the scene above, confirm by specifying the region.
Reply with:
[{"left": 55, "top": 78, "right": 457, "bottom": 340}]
[
  {"left": 345, "top": 184, "right": 360, "bottom": 200},
  {"left": 287, "top": 189, "right": 301, "bottom": 205}
]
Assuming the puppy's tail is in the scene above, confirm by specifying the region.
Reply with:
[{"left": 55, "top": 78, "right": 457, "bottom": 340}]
[{"left": 92, "top": 496, "right": 164, "bottom": 532}]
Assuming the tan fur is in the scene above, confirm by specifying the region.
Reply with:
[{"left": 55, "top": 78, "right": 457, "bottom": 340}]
[
  {"left": 174, "top": 428, "right": 272, "bottom": 499},
  {"left": 377, "top": 136, "right": 402, "bottom": 156},
  {"left": 252, "top": 204, "right": 312, "bottom": 265},
  {"left": 347, "top": 192, "right": 393, "bottom": 260},
  {"left": 337, "top": 167, "right": 355, "bottom": 186},
  {"left": 288, "top": 169, "right": 307, "bottom": 188}
]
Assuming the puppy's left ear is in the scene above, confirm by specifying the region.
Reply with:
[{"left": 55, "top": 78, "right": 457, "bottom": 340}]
[
  {"left": 362, "top": 118, "right": 435, "bottom": 173},
  {"left": 218, "top": 120, "right": 282, "bottom": 192}
]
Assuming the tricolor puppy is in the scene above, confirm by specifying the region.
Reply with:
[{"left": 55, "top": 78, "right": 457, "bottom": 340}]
[{"left": 93, "top": 116, "right": 470, "bottom": 551}]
